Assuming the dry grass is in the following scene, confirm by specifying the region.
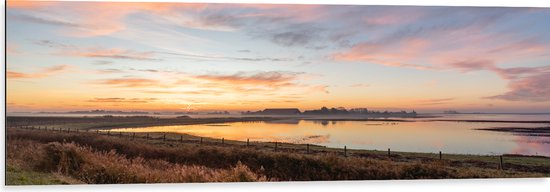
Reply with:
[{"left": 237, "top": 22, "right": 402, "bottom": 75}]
[
  {"left": 6, "top": 128, "right": 543, "bottom": 185},
  {"left": 8, "top": 139, "right": 267, "bottom": 184}
]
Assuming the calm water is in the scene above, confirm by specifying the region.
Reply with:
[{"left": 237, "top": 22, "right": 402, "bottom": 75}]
[{"left": 108, "top": 115, "right": 550, "bottom": 156}]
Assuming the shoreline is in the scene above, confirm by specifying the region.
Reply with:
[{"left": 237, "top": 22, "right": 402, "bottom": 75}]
[
  {"left": 8, "top": 127, "right": 550, "bottom": 185},
  {"left": 6, "top": 127, "right": 550, "bottom": 159},
  {"left": 476, "top": 127, "right": 550, "bottom": 138},
  {"left": 6, "top": 116, "right": 550, "bottom": 157},
  {"left": 7, "top": 127, "right": 550, "bottom": 178},
  {"left": 429, "top": 119, "right": 550, "bottom": 124},
  {"left": 9, "top": 115, "right": 550, "bottom": 124}
]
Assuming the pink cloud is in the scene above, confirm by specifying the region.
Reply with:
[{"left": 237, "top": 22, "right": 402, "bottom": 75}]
[
  {"left": 189, "top": 71, "right": 331, "bottom": 95},
  {"left": 332, "top": 38, "right": 437, "bottom": 70},
  {"left": 8, "top": 1, "right": 209, "bottom": 36},
  {"left": 332, "top": 18, "right": 550, "bottom": 102},
  {"left": 415, "top": 98, "right": 455, "bottom": 106},
  {"left": 65, "top": 48, "right": 159, "bottom": 61},
  {"left": 485, "top": 72, "right": 550, "bottom": 102}
]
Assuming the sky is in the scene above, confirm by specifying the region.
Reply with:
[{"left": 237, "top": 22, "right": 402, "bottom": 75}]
[{"left": 6, "top": 0, "right": 550, "bottom": 113}]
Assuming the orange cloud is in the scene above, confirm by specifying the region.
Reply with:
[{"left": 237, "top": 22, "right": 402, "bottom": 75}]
[
  {"left": 7, "top": 0, "right": 53, "bottom": 9},
  {"left": 6, "top": 43, "right": 21, "bottom": 54},
  {"left": 309, "top": 85, "right": 330, "bottom": 94},
  {"left": 350, "top": 83, "right": 369, "bottom": 88},
  {"left": 86, "top": 97, "right": 158, "bottom": 103},
  {"left": 95, "top": 78, "right": 161, "bottom": 88},
  {"left": 7, "top": 71, "right": 34, "bottom": 79},
  {"left": 7, "top": 64, "right": 72, "bottom": 79},
  {"left": 142, "top": 90, "right": 224, "bottom": 96}
]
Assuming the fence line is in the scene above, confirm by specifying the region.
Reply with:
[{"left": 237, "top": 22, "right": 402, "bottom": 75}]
[{"left": 7, "top": 125, "right": 513, "bottom": 171}]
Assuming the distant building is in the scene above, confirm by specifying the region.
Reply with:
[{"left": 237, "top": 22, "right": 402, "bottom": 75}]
[
  {"left": 243, "top": 108, "right": 301, "bottom": 115},
  {"left": 262, "top": 108, "right": 301, "bottom": 115}
]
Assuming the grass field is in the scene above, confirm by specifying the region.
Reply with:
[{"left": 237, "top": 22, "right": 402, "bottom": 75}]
[{"left": 5, "top": 116, "right": 550, "bottom": 185}]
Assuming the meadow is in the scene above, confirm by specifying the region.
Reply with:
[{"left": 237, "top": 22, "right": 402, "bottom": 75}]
[{"left": 5, "top": 116, "right": 550, "bottom": 184}]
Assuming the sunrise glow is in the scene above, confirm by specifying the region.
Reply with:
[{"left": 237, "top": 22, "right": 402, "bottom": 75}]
[{"left": 6, "top": 0, "right": 550, "bottom": 113}]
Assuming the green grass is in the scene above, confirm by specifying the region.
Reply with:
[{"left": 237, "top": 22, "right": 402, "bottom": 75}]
[{"left": 6, "top": 165, "right": 83, "bottom": 185}]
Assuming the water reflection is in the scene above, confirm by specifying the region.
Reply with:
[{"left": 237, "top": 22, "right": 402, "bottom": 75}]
[
  {"left": 511, "top": 135, "right": 550, "bottom": 156},
  {"left": 311, "top": 120, "right": 346, "bottom": 126},
  {"left": 108, "top": 120, "right": 550, "bottom": 156}
]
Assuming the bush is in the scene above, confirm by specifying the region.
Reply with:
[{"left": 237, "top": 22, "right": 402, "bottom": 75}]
[{"left": 37, "top": 143, "right": 84, "bottom": 175}]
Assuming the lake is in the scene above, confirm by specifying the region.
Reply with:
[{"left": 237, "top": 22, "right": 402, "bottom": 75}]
[{"left": 107, "top": 114, "right": 550, "bottom": 156}]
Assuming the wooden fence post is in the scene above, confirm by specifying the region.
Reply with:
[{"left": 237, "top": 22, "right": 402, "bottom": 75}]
[
  {"left": 163, "top": 134, "right": 166, "bottom": 142},
  {"left": 132, "top": 133, "right": 136, "bottom": 140},
  {"left": 119, "top": 132, "right": 122, "bottom": 138},
  {"left": 222, "top": 138, "right": 224, "bottom": 144},
  {"left": 180, "top": 135, "right": 183, "bottom": 143},
  {"left": 344, "top": 146, "right": 347, "bottom": 157},
  {"left": 439, "top": 151, "right": 442, "bottom": 160},
  {"left": 146, "top": 133, "right": 149, "bottom": 141},
  {"left": 500, "top": 156, "right": 504, "bottom": 170},
  {"left": 247, "top": 138, "right": 249, "bottom": 147},
  {"left": 200, "top": 137, "right": 203, "bottom": 145},
  {"left": 388, "top": 148, "right": 391, "bottom": 157},
  {"left": 96, "top": 130, "right": 99, "bottom": 134},
  {"left": 275, "top": 142, "right": 278, "bottom": 151},
  {"left": 107, "top": 130, "right": 110, "bottom": 136}
]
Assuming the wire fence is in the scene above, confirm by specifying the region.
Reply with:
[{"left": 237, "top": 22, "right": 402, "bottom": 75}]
[{"left": 6, "top": 123, "right": 522, "bottom": 171}]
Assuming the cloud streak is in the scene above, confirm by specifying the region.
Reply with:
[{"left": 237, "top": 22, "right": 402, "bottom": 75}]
[
  {"left": 7, "top": 64, "right": 72, "bottom": 79},
  {"left": 32, "top": 39, "right": 161, "bottom": 61},
  {"left": 158, "top": 51, "right": 292, "bottom": 62},
  {"left": 9, "top": 13, "right": 79, "bottom": 27},
  {"left": 86, "top": 97, "right": 158, "bottom": 103},
  {"left": 194, "top": 71, "right": 302, "bottom": 87},
  {"left": 94, "top": 78, "right": 161, "bottom": 88},
  {"left": 65, "top": 48, "right": 161, "bottom": 61},
  {"left": 416, "top": 98, "right": 455, "bottom": 105}
]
